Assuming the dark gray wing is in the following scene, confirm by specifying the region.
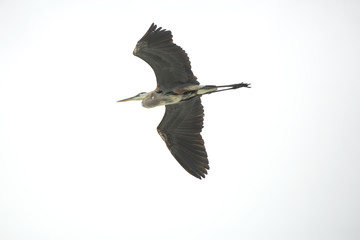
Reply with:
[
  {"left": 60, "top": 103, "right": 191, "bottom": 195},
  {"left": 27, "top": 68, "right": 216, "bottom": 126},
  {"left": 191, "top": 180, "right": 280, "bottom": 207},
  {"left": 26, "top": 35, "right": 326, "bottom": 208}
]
[
  {"left": 133, "top": 23, "right": 199, "bottom": 93},
  {"left": 157, "top": 97, "right": 209, "bottom": 179}
]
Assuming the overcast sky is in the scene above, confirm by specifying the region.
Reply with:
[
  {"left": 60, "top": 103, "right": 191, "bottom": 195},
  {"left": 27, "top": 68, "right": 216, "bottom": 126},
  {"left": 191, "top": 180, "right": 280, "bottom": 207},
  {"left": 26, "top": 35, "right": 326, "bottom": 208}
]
[{"left": 1, "top": 0, "right": 360, "bottom": 239}]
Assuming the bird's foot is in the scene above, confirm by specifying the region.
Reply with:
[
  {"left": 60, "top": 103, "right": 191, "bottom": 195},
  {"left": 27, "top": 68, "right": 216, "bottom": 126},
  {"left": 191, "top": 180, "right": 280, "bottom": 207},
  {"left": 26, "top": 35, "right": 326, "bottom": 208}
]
[{"left": 234, "top": 82, "right": 251, "bottom": 89}]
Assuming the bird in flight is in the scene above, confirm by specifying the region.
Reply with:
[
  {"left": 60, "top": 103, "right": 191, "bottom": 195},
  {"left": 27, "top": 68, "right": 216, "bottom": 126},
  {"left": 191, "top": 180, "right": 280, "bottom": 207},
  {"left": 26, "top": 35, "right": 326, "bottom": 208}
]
[{"left": 118, "top": 23, "right": 250, "bottom": 179}]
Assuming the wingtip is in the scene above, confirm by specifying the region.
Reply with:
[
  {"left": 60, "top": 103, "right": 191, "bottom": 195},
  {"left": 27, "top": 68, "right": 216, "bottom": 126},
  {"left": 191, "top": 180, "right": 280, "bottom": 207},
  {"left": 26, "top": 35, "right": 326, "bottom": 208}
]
[
  {"left": 150, "top": 22, "right": 157, "bottom": 30},
  {"left": 189, "top": 167, "right": 208, "bottom": 179},
  {"left": 191, "top": 173, "right": 205, "bottom": 180},
  {"left": 138, "top": 23, "right": 162, "bottom": 43}
]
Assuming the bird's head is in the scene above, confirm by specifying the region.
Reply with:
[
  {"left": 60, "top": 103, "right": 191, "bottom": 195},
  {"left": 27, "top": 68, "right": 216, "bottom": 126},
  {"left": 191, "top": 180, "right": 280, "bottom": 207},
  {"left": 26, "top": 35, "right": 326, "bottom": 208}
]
[{"left": 117, "top": 92, "right": 148, "bottom": 102}]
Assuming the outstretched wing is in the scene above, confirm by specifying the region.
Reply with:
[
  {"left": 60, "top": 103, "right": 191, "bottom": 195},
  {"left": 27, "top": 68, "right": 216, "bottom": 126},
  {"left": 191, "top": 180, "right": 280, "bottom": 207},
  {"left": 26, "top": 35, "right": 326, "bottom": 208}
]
[
  {"left": 157, "top": 97, "right": 209, "bottom": 179},
  {"left": 133, "top": 23, "right": 199, "bottom": 93}
]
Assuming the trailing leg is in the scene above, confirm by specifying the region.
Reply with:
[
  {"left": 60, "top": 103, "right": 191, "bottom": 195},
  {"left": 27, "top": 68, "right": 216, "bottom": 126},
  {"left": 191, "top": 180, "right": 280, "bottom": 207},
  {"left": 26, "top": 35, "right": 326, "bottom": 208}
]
[{"left": 215, "top": 82, "right": 251, "bottom": 92}]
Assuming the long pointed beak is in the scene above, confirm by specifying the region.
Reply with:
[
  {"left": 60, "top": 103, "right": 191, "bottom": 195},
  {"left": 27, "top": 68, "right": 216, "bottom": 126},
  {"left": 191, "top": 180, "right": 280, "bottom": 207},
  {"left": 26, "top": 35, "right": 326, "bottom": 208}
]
[
  {"left": 117, "top": 92, "right": 146, "bottom": 102},
  {"left": 117, "top": 96, "right": 138, "bottom": 102}
]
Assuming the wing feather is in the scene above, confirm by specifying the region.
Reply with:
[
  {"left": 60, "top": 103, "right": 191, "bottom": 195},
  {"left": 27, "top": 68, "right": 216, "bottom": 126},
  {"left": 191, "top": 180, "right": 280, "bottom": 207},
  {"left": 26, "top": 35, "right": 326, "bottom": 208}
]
[
  {"left": 134, "top": 23, "right": 199, "bottom": 92},
  {"left": 157, "top": 97, "right": 209, "bottom": 179}
]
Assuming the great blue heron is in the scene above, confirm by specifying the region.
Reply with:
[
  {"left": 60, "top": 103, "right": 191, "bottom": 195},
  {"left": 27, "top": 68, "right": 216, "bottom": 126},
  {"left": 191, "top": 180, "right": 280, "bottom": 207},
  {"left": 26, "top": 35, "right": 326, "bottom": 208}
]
[{"left": 118, "top": 23, "right": 250, "bottom": 179}]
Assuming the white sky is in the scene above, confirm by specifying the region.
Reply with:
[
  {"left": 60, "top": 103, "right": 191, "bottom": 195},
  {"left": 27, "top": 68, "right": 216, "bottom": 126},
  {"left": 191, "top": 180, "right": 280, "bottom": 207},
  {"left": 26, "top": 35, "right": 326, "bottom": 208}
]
[{"left": 1, "top": 0, "right": 360, "bottom": 239}]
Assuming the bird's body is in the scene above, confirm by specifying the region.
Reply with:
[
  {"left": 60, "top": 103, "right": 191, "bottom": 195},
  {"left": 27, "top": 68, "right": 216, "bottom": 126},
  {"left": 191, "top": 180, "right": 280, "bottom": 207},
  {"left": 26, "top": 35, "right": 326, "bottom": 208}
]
[
  {"left": 123, "top": 84, "right": 247, "bottom": 108},
  {"left": 118, "top": 23, "right": 250, "bottom": 179}
]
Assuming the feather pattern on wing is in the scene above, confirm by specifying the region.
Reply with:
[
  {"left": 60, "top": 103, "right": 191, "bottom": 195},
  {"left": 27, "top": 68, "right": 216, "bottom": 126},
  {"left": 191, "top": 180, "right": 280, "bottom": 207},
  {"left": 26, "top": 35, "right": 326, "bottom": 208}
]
[
  {"left": 157, "top": 97, "right": 209, "bottom": 179},
  {"left": 133, "top": 23, "right": 199, "bottom": 92}
]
